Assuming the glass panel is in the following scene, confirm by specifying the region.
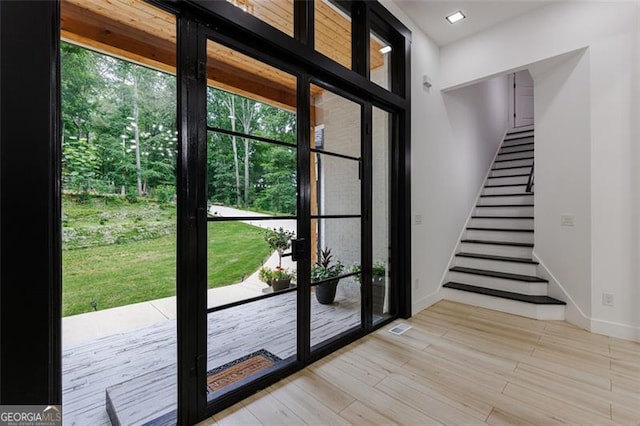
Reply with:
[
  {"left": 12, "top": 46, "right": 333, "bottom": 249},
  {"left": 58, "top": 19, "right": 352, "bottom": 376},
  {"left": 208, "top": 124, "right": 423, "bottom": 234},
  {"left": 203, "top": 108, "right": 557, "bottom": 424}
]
[
  {"left": 207, "top": 135, "right": 297, "bottom": 216},
  {"left": 370, "top": 30, "right": 392, "bottom": 91},
  {"left": 310, "top": 218, "right": 361, "bottom": 347},
  {"left": 226, "top": 0, "right": 294, "bottom": 37},
  {"left": 372, "top": 107, "right": 392, "bottom": 324},
  {"left": 312, "top": 152, "right": 360, "bottom": 216},
  {"left": 207, "top": 293, "right": 297, "bottom": 402},
  {"left": 207, "top": 219, "right": 297, "bottom": 308},
  {"left": 60, "top": 1, "right": 177, "bottom": 424},
  {"left": 206, "top": 38, "right": 298, "bottom": 403},
  {"left": 311, "top": 84, "right": 361, "bottom": 158},
  {"left": 206, "top": 39, "right": 297, "bottom": 130},
  {"left": 315, "top": 0, "right": 352, "bottom": 69}
]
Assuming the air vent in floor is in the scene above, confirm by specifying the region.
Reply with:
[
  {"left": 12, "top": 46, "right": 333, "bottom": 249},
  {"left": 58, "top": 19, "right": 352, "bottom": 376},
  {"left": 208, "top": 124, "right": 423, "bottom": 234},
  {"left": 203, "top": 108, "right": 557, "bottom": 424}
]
[{"left": 388, "top": 323, "right": 412, "bottom": 335}]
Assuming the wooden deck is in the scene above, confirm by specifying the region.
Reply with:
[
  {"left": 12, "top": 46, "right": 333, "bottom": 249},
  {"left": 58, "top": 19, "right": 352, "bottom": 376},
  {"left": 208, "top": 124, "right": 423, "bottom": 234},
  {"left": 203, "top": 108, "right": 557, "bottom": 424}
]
[{"left": 62, "top": 291, "right": 360, "bottom": 425}]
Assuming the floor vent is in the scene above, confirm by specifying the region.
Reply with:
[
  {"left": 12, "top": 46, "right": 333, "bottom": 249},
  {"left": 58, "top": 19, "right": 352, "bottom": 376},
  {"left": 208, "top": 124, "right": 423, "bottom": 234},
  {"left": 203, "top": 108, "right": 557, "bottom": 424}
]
[{"left": 388, "top": 323, "right": 412, "bottom": 335}]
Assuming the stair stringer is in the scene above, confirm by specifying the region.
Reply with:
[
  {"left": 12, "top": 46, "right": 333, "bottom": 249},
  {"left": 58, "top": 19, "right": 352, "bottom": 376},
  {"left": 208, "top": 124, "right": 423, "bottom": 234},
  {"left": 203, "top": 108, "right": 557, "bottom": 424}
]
[{"left": 533, "top": 251, "right": 589, "bottom": 329}]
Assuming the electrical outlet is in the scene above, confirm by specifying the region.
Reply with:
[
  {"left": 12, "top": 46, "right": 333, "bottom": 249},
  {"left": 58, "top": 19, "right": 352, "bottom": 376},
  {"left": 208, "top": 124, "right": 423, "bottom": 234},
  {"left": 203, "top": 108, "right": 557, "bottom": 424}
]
[
  {"left": 414, "top": 279, "right": 420, "bottom": 289},
  {"left": 415, "top": 214, "right": 423, "bottom": 225},
  {"left": 561, "top": 215, "right": 575, "bottom": 227},
  {"left": 602, "top": 293, "right": 614, "bottom": 307}
]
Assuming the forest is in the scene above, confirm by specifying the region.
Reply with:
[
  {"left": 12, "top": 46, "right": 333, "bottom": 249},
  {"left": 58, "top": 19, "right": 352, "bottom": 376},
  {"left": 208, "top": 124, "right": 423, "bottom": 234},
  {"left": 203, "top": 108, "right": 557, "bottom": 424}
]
[
  {"left": 61, "top": 42, "right": 296, "bottom": 315},
  {"left": 61, "top": 41, "right": 297, "bottom": 214}
]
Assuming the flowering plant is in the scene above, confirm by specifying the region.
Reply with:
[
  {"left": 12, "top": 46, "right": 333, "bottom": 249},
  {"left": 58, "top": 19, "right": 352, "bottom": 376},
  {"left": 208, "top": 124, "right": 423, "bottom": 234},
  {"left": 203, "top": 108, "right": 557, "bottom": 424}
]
[
  {"left": 259, "top": 265, "right": 296, "bottom": 285},
  {"left": 264, "top": 227, "right": 295, "bottom": 267}
]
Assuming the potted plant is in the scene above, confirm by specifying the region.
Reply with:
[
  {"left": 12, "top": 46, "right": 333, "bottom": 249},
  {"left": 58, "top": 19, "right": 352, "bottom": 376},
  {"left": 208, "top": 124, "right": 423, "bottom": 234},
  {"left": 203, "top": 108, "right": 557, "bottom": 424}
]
[
  {"left": 264, "top": 227, "right": 295, "bottom": 267},
  {"left": 311, "top": 247, "right": 344, "bottom": 304},
  {"left": 352, "top": 261, "right": 387, "bottom": 315},
  {"left": 259, "top": 266, "right": 295, "bottom": 291}
]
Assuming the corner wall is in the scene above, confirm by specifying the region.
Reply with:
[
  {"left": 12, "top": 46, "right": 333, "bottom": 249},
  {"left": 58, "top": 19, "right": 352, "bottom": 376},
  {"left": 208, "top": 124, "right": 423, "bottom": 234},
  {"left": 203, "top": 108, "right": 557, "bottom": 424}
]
[{"left": 381, "top": 1, "right": 510, "bottom": 314}]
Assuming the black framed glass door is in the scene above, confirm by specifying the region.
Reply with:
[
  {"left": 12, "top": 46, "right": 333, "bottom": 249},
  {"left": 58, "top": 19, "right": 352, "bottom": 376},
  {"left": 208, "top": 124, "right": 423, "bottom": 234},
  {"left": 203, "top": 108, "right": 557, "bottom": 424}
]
[
  {"left": 202, "top": 36, "right": 302, "bottom": 406},
  {"left": 188, "top": 26, "right": 376, "bottom": 418}
]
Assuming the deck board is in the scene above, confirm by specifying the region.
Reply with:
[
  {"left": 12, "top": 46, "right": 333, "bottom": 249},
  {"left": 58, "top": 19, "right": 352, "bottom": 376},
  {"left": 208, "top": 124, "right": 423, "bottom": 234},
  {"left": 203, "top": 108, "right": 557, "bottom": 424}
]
[{"left": 62, "top": 291, "right": 360, "bottom": 425}]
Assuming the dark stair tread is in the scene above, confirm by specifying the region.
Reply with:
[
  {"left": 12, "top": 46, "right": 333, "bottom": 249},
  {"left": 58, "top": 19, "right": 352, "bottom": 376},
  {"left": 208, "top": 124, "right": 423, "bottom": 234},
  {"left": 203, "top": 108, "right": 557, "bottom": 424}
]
[
  {"left": 443, "top": 282, "right": 565, "bottom": 305},
  {"left": 503, "top": 135, "right": 535, "bottom": 142},
  {"left": 492, "top": 165, "right": 534, "bottom": 171},
  {"left": 456, "top": 252, "right": 539, "bottom": 264},
  {"left": 487, "top": 173, "right": 529, "bottom": 179},
  {"left": 501, "top": 142, "right": 536, "bottom": 150},
  {"left": 494, "top": 157, "right": 534, "bottom": 163},
  {"left": 480, "top": 193, "right": 533, "bottom": 197},
  {"left": 506, "top": 128, "right": 535, "bottom": 136},
  {"left": 485, "top": 183, "right": 527, "bottom": 188},
  {"left": 461, "top": 239, "right": 534, "bottom": 247},
  {"left": 466, "top": 227, "right": 534, "bottom": 232},
  {"left": 498, "top": 148, "right": 534, "bottom": 155},
  {"left": 449, "top": 266, "right": 547, "bottom": 282},
  {"left": 476, "top": 204, "right": 534, "bottom": 207},
  {"left": 472, "top": 215, "right": 534, "bottom": 219}
]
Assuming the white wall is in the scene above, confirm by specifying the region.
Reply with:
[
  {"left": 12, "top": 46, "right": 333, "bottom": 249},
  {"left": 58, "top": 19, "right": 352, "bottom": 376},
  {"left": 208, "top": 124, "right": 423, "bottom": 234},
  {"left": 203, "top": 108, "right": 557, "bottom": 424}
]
[
  {"left": 438, "top": 1, "right": 640, "bottom": 340},
  {"left": 380, "top": 1, "right": 510, "bottom": 314},
  {"left": 529, "top": 49, "right": 592, "bottom": 321}
]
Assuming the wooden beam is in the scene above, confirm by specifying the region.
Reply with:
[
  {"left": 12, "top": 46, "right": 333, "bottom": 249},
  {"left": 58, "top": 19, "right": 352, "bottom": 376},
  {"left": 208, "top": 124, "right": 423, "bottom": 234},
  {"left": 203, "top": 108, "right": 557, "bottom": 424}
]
[{"left": 61, "top": 0, "right": 298, "bottom": 111}]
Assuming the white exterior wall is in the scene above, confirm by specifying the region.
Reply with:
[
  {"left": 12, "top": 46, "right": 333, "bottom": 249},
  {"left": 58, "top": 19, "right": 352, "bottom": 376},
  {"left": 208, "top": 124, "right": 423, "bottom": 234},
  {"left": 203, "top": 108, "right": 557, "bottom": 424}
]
[
  {"left": 432, "top": 1, "right": 639, "bottom": 339},
  {"left": 314, "top": 90, "right": 361, "bottom": 298}
]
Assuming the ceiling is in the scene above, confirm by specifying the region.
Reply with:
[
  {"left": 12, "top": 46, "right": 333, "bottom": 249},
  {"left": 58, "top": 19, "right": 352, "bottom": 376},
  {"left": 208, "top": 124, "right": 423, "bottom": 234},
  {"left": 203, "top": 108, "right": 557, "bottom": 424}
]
[{"left": 392, "top": 1, "right": 552, "bottom": 46}]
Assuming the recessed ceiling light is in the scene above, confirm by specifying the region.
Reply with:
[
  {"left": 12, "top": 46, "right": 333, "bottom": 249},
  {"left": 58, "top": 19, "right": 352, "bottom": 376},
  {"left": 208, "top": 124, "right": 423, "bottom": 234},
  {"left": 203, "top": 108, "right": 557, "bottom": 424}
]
[
  {"left": 446, "top": 11, "right": 465, "bottom": 24},
  {"left": 379, "top": 45, "right": 392, "bottom": 54}
]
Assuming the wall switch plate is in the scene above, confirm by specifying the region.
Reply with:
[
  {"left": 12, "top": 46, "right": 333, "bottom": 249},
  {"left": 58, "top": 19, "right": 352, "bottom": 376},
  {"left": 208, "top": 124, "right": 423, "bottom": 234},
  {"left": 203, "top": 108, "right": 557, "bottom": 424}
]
[
  {"left": 415, "top": 214, "right": 423, "bottom": 225},
  {"left": 561, "top": 215, "right": 575, "bottom": 227},
  {"left": 414, "top": 279, "right": 420, "bottom": 289},
  {"left": 602, "top": 293, "right": 614, "bottom": 306}
]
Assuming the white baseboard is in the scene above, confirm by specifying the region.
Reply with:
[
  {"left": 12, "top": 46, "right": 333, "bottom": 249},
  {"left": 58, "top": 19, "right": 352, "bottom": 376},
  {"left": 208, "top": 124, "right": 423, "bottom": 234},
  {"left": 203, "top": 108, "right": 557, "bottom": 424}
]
[
  {"left": 412, "top": 290, "right": 444, "bottom": 315},
  {"left": 533, "top": 252, "right": 590, "bottom": 330},
  {"left": 590, "top": 318, "right": 640, "bottom": 342},
  {"left": 534, "top": 251, "right": 639, "bottom": 342}
]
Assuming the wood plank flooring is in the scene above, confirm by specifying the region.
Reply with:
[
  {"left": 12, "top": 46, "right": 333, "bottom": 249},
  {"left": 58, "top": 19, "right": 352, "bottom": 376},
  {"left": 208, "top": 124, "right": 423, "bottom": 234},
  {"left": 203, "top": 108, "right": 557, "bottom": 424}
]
[{"left": 201, "top": 300, "right": 640, "bottom": 426}]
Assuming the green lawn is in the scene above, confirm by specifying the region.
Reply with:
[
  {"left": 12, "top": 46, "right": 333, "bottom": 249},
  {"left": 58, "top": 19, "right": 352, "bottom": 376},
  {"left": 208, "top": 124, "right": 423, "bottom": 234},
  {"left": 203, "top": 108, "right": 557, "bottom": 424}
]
[{"left": 63, "top": 221, "right": 270, "bottom": 316}]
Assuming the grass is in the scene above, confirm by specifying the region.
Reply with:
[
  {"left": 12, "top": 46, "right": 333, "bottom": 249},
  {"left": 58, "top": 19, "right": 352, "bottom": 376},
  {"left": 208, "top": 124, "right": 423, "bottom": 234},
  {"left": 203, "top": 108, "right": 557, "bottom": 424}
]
[{"left": 63, "top": 221, "right": 270, "bottom": 317}]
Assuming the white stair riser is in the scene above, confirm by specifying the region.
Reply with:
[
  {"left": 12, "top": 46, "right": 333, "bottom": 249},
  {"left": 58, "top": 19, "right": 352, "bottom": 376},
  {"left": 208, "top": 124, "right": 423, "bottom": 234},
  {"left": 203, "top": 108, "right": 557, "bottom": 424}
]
[
  {"left": 483, "top": 185, "right": 528, "bottom": 195},
  {"left": 503, "top": 136, "right": 534, "bottom": 146},
  {"left": 496, "top": 151, "right": 534, "bottom": 161},
  {"left": 474, "top": 205, "right": 534, "bottom": 216},
  {"left": 493, "top": 158, "right": 534, "bottom": 169},
  {"left": 465, "top": 229, "right": 534, "bottom": 244},
  {"left": 486, "top": 175, "right": 529, "bottom": 185},
  {"left": 500, "top": 144, "right": 534, "bottom": 154},
  {"left": 442, "top": 288, "right": 565, "bottom": 320},
  {"left": 469, "top": 217, "right": 534, "bottom": 229},
  {"left": 459, "top": 242, "right": 533, "bottom": 258},
  {"left": 447, "top": 271, "right": 548, "bottom": 295},
  {"left": 454, "top": 256, "right": 537, "bottom": 276},
  {"left": 491, "top": 167, "right": 532, "bottom": 177},
  {"left": 478, "top": 194, "right": 533, "bottom": 205}
]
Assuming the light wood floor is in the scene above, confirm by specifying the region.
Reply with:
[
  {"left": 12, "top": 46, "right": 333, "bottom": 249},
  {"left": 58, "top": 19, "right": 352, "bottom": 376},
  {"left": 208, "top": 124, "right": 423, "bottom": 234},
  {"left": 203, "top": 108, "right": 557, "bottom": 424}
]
[{"left": 200, "top": 300, "right": 640, "bottom": 425}]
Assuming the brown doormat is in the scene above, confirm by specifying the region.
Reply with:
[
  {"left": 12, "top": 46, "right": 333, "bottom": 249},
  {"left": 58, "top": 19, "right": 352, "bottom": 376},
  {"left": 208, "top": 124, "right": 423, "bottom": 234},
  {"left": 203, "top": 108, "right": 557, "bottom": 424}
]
[{"left": 206, "top": 349, "right": 281, "bottom": 393}]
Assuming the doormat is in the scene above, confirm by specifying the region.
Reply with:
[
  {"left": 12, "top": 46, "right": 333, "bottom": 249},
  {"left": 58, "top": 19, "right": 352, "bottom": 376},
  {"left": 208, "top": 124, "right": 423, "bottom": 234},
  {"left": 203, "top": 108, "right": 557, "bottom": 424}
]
[{"left": 206, "top": 349, "right": 281, "bottom": 393}]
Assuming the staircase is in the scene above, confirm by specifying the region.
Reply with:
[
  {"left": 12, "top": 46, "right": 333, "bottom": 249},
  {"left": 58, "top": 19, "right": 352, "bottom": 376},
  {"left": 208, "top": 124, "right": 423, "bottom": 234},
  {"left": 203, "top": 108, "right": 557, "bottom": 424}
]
[{"left": 442, "top": 127, "right": 566, "bottom": 320}]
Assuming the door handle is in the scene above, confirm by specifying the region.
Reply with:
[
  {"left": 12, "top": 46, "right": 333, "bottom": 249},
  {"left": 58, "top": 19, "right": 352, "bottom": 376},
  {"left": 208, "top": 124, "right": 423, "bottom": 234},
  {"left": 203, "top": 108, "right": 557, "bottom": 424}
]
[{"left": 291, "top": 238, "right": 307, "bottom": 261}]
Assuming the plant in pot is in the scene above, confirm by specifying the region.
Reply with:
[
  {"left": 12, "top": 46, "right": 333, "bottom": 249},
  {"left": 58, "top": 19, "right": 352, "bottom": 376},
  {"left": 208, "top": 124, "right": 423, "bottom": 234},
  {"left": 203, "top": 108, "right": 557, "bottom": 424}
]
[
  {"left": 351, "top": 261, "right": 387, "bottom": 315},
  {"left": 264, "top": 227, "right": 295, "bottom": 267},
  {"left": 259, "top": 266, "right": 295, "bottom": 292},
  {"left": 311, "top": 247, "right": 344, "bottom": 305}
]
